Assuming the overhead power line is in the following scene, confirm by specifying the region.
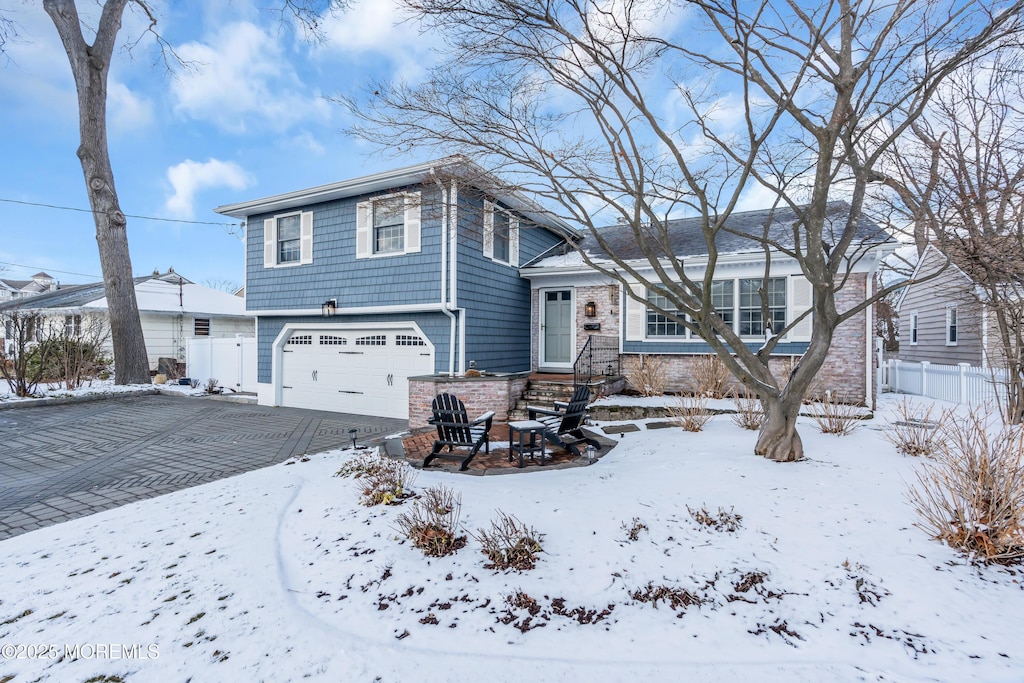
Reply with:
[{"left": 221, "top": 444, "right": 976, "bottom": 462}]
[{"left": 0, "top": 197, "right": 242, "bottom": 227}]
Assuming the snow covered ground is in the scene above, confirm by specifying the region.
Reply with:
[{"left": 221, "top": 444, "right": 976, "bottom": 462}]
[
  {"left": 0, "top": 378, "right": 210, "bottom": 404},
  {"left": 1, "top": 395, "right": 1022, "bottom": 682}
]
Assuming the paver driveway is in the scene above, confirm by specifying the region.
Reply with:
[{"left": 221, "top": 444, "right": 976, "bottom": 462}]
[{"left": 0, "top": 394, "right": 405, "bottom": 540}]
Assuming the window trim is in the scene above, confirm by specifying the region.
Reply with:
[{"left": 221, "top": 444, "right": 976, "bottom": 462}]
[
  {"left": 483, "top": 200, "right": 520, "bottom": 267},
  {"left": 645, "top": 287, "right": 688, "bottom": 338},
  {"left": 356, "top": 192, "right": 422, "bottom": 259},
  {"left": 946, "top": 305, "right": 958, "bottom": 346},
  {"left": 738, "top": 277, "right": 787, "bottom": 339},
  {"left": 910, "top": 311, "right": 919, "bottom": 345},
  {"left": 263, "top": 210, "right": 313, "bottom": 269}
]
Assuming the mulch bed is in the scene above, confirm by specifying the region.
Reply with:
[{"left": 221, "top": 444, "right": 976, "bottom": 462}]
[{"left": 400, "top": 424, "right": 581, "bottom": 472}]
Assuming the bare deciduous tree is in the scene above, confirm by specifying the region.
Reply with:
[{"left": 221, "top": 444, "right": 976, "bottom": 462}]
[
  {"left": 880, "top": 54, "right": 1024, "bottom": 424},
  {"left": 344, "top": 0, "right": 1022, "bottom": 461}
]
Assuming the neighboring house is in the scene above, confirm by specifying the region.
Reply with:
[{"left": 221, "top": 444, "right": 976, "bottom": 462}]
[
  {"left": 0, "top": 271, "right": 253, "bottom": 371},
  {"left": 216, "top": 156, "right": 893, "bottom": 421},
  {"left": 520, "top": 202, "right": 894, "bottom": 405},
  {"left": 896, "top": 241, "right": 1018, "bottom": 368},
  {"left": 215, "top": 157, "right": 576, "bottom": 419},
  {"left": 0, "top": 272, "right": 57, "bottom": 303}
]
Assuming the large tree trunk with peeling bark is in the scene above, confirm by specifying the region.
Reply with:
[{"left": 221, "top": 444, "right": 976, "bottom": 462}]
[
  {"left": 756, "top": 394, "right": 805, "bottom": 462},
  {"left": 45, "top": 0, "right": 150, "bottom": 385}
]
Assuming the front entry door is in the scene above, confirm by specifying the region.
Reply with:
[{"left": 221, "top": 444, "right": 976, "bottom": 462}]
[{"left": 542, "top": 289, "right": 574, "bottom": 367}]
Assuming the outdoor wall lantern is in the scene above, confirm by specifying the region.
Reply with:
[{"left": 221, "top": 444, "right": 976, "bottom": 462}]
[
  {"left": 584, "top": 301, "right": 597, "bottom": 317},
  {"left": 321, "top": 299, "right": 337, "bottom": 317}
]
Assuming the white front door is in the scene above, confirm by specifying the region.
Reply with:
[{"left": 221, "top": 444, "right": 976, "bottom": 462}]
[{"left": 541, "top": 289, "right": 574, "bottom": 368}]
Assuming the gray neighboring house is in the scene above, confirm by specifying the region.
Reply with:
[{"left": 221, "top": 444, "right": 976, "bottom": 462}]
[
  {"left": 0, "top": 271, "right": 253, "bottom": 371},
  {"left": 0, "top": 272, "right": 57, "bottom": 303},
  {"left": 896, "top": 242, "right": 1012, "bottom": 368}
]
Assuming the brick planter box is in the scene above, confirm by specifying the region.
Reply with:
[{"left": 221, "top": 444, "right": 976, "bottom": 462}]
[{"left": 408, "top": 372, "right": 531, "bottom": 429}]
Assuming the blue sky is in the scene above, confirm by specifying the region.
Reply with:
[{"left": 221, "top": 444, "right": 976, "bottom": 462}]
[{"left": 0, "top": 0, "right": 437, "bottom": 290}]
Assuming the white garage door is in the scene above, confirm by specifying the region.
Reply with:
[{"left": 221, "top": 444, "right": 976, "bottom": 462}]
[{"left": 280, "top": 328, "right": 434, "bottom": 419}]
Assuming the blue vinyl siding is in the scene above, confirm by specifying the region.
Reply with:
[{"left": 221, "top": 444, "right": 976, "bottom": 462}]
[
  {"left": 257, "top": 312, "right": 453, "bottom": 382},
  {"left": 246, "top": 184, "right": 442, "bottom": 311},
  {"left": 457, "top": 194, "right": 564, "bottom": 372}
]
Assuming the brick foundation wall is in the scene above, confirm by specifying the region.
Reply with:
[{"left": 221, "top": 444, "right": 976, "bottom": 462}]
[{"left": 408, "top": 373, "right": 531, "bottom": 429}]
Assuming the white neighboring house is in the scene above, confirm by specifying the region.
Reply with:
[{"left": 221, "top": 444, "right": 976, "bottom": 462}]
[{"left": 0, "top": 271, "right": 253, "bottom": 372}]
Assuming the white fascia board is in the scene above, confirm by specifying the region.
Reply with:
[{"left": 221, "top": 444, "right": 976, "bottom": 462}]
[{"left": 246, "top": 303, "right": 452, "bottom": 317}]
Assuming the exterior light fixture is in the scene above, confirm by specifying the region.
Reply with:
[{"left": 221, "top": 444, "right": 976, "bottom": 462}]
[
  {"left": 584, "top": 301, "right": 597, "bottom": 317},
  {"left": 321, "top": 299, "right": 337, "bottom": 317}
]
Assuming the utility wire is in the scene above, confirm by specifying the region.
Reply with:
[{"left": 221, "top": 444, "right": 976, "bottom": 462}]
[
  {"left": 0, "top": 197, "right": 243, "bottom": 227},
  {"left": 0, "top": 262, "right": 101, "bottom": 279}
]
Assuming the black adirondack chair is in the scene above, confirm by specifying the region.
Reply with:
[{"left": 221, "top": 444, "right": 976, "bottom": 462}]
[
  {"left": 422, "top": 393, "right": 495, "bottom": 471},
  {"left": 527, "top": 385, "right": 602, "bottom": 457}
]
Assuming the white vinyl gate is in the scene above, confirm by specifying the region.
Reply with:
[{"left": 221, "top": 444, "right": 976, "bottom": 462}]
[{"left": 186, "top": 336, "right": 257, "bottom": 393}]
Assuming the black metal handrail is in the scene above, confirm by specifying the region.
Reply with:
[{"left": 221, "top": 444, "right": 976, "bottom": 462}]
[{"left": 573, "top": 335, "right": 620, "bottom": 387}]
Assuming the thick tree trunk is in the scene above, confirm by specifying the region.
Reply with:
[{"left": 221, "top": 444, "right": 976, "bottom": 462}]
[
  {"left": 755, "top": 393, "right": 805, "bottom": 462},
  {"left": 45, "top": 0, "right": 151, "bottom": 385}
]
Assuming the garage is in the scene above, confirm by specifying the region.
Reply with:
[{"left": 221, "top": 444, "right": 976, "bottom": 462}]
[{"left": 278, "top": 326, "right": 434, "bottom": 419}]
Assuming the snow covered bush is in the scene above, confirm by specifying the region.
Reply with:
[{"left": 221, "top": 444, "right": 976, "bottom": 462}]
[
  {"left": 907, "top": 406, "right": 1024, "bottom": 564},
  {"left": 807, "top": 391, "right": 863, "bottom": 435},
  {"left": 472, "top": 511, "right": 544, "bottom": 571},
  {"left": 395, "top": 486, "right": 467, "bottom": 557},
  {"left": 884, "top": 399, "right": 947, "bottom": 457},
  {"left": 667, "top": 395, "right": 714, "bottom": 432},
  {"left": 335, "top": 451, "right": 416, "bottom": 506},
  {"left": 623, "top": 354, "right": 668, "bottom": 396},
  {"left": 688, "top": 504, "right": 743, "bottom": 532}
]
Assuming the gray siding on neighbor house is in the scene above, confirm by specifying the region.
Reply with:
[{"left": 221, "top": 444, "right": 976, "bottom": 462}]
[
  {"left": 897, "top": 248, "right": 984, "bottom": 366},
  {"left": 456, "top": 194, "right": 565, "bottom": 372},
  {"left": 256, "top": 312, "right": 453, "bottom": 382},
  {"left": 245, "top": 184, "right": 443, "bottom": 312}
]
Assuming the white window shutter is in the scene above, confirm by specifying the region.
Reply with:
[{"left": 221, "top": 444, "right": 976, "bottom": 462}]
[
  {"left": 405, "top": 193, "right": 421, "bottom": 253},
  {"left": 263, "top": 218, "right": 276, "bottom": 267},
  {"left": 482, "top": 200, "right": 494, "bottom": 258},
  {"left": 299, "top": 211, "right": 313, "bottom": 264},
  {"left": 509, "top": 216, "right": 520, "bottom": 267},
  {"left": 788, "top": 275, "right": 813, "bottom": 341},
  {"left": 624, "top": 282, "right": 648, "bottom": 341},
  {"left": 355, "top": 201, "right": 370, "bottom": 259}
]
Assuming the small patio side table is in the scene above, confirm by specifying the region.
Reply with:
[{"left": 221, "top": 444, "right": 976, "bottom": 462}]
[{"left": 507, "top": 420, "right": 547, "bottom": 468}]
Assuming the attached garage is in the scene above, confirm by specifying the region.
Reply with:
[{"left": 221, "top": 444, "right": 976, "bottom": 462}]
[{"left": 276, "top": 324, "right": 434, "bottom": 419}]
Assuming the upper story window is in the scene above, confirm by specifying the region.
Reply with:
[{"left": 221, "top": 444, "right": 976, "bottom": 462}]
[
  {"left": 646, "top": 289, "right": 686, "bottom": 337},
  {"left": 263, "top": 211, "right": 313, "bottom": 268},
  {"left": 484, "top": 201, "right": 520, "bottom": 266},
  {"left": 739, "top": 277, "right": 786, "bottom": 337},
  {"left": 910, "top": 311, "right": 919, "bottom": 345},
  {"left": 356, "top": 192, "right": 422, "bottom": 259},
  {"left": 946, "top": 305, "right": 958, "bottom": 345}
]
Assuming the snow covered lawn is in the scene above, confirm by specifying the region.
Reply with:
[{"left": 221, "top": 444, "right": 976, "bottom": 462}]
[
  {"left": 1, "top": 396, "right": 1022, "bottom": 682},
  {"left": 0, "top": 378, "right": 207, "bottom": 405}
]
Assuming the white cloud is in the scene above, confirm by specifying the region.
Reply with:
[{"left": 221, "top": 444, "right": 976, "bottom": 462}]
[
  {"left": 165, "top": 159, "right": 253, "bottom": 219},
  {"left": 108, "top": 80, "right": 154, "bottom": 132},
  {"left": 170, "top": 21, "right": 330, "bottom": 133}
]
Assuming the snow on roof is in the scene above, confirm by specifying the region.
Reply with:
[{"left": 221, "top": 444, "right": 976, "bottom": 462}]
[{"left": 83, "top": 279, "right": 248, "bottom": 317}]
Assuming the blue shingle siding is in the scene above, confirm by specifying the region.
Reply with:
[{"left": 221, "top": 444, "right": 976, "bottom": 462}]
[
  {"left": 456, "top": 194, "right": 565, "bottom": 372},
  {"left": 257, "top": 312, "right": 453, "bottom": 382},
  {"left": 246, "top": 184, "right": 442, "bottom": 311},
  {"left": 622, "top": 340, "right": 810, "bottom": 355}
]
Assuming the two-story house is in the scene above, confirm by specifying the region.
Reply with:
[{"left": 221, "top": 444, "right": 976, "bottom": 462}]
[{"left": 214, "top": 157, "right": 577, "bottom": 419}]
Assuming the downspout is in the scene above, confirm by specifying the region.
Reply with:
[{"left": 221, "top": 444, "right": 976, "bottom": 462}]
[
  {"left": 452, "top": 179, "right": 465, "bottom": 374},
  {"left": 866, "top": 254, "right": 877, "bottom": 410},
  {"left": 434, "top": 173, "right": 457, "bottom": 376}
]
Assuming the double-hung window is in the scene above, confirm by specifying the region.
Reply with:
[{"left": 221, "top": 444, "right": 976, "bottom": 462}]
[
  {"left": 946, "top": 305, "right": 958, "bottom": 345},
  {"left": 646, "top": 288, "right": 686, "bottom": 337},
  {"left": 263, "top": 211, "right": 313, "bottom": 268},
  {"left": 277, "top": 214, "right": 301, "bottom": 264},
  {"left": 739, "top": 277, "right": 786, "bottom": 337},
  {"left": 710, "top": 280, "right": 734, "bottom": 330},
  {"left": 373, "top": 197, "right": 405, "bottom": 254},
  {"left": 484, "top": 201, "right": 519, "bottom": 266},
  {"left": 64, "top": 314, "right": 82, "bottom": 337},
  {"left": 910, "top": 311, "right": 919, "bottom": 345}
]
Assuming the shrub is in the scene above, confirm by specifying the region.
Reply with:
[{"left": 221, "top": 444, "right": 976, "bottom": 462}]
[
  {"left": 395, "top": 486, "right": 467, "bottom": 557},
  {"left": 335, "top": 450, "right": 417, "bottom": 506},
  {"left": 667, "top": 395, "right": 714, "bottom": 432},
  {"left": 621, "top": 517, "right": 648, "bottom": 541},
  {"left": 623, "top": 354, "right": 668, "bottom": 396},
  {"left": 688, "top": 504, "right": 743, "bottom": 532},
  {"left": 807, "top": 391, "right": 863, "bottom": 435},
  {"left": 693, "top": 354, "right": 731, "bottom": 398},
  {"left": 907, "top": 406, "right": 1024, "bottom": 564},
  {"left": 884, "top": 399, "right": 947, "bottom": 457},
  {"left": 205, "top": 378, "right": 220, "bottom": 393},
  {"left": 730, "top": 387, "right": 765, "bottom": 430},
  {"left": 472, "top": 511, "right": 544, "bottom": 571}
]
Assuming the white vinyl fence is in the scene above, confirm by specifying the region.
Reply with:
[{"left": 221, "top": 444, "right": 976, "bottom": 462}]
[
  {"left": 878, "top": 359, "right": 1007, "bottom": 405},
  {"left": 186, "top": 335, "right": 257, "bottom": 393}
]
